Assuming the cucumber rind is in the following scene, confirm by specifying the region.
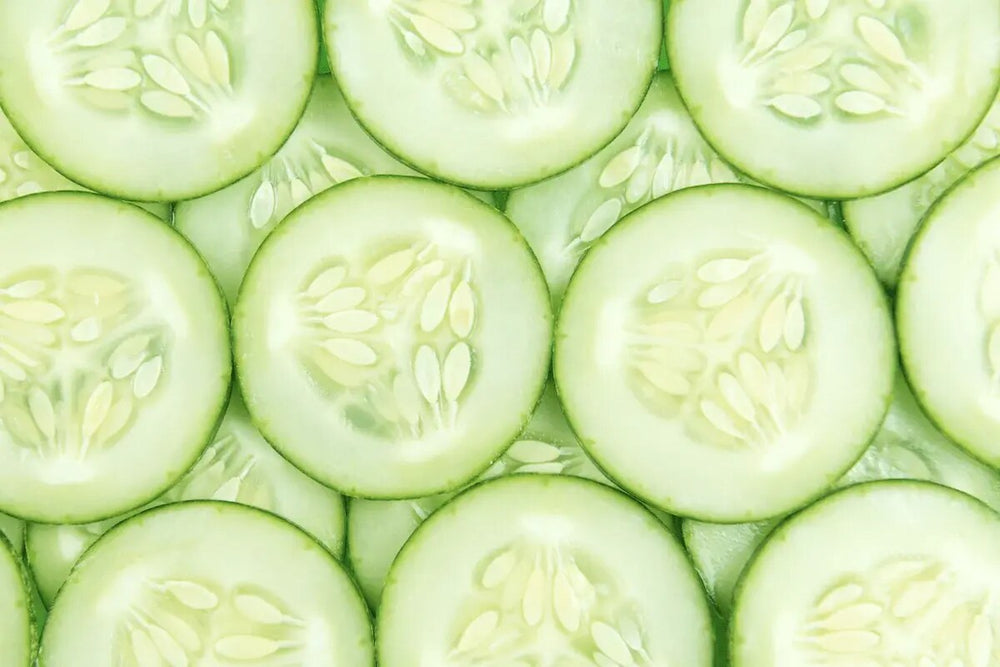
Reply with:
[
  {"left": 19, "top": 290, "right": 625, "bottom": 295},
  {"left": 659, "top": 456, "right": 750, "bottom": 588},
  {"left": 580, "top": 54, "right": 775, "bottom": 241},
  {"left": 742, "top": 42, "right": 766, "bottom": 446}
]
[{"left": 0, "top": 530, "right": 35, "bottom": 667}]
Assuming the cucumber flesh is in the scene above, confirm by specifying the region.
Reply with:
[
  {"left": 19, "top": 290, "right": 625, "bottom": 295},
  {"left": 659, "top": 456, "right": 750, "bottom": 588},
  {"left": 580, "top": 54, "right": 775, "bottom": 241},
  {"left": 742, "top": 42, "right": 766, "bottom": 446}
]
[
  {"left": 0, "top": 193, "right": 230, "bottom": 523},
  {"left": 0, "top": 2, "right": 318, "bottom": 201},
  {"left": 732, "top": 481, "right": 1000, "bottom": 665},
  {"left": 898, "top": 156, "right": 1000, "bottom": 466},
  {"left": 0, "top": 108, "right": 170, "bottom": 222},
  {"left": 668, "top": 0, "right": 1000, "bottom": 198},
  {"left": 39, "top": 502, "right": 373, "bottom": 666},
  {"left": 844, "top": 94, "right": 1000, "bottom": 287},
  {"left": 347, "top": 382, "right": 617, "bottom": 608},
  {"left": 556, "top": 184, "right": 894, "bottom": 521},
  {"left": 324, "top": 0, "right": 662, "bottom": 188},
  {"left": 377, "top": 476, "right": 713, "bottom": 666},
  {"left": 175, "top": 76, "right": 491, "bottom": 305},
  {"left": 26, "top": 392, "right": 346, "bottom": 607},
  {"left": 234, "top": 176, "right": 552, "bottom": 498},
  {"left": 683, "top": 374, "right": 1000, "bottom": 615},
  {"left": 0, "top": 533, "right": 32, "bottom": 667}
]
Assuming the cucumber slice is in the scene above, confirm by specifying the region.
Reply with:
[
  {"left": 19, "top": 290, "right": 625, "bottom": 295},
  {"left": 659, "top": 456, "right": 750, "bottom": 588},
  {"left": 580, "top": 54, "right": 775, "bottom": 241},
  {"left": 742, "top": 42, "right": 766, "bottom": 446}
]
[
  {"left": 0, "top": 193, "right": 230, "bottom": 523},
  {"left": 377, "top": 476, "right": 712, "bottom": 665},
  {"left": 0, "top": 513, "right": 24, "bottom": 555},
  {"left": 556, "top": 184, "right": 894, "bottom": 521},
  {"left": 684, "top": 374, "right": 1000, "bottom": 614},
  {"left": 0, "top": 532, "right": 33, "bottom": 667},
  {"left": 898, "top": 156, "right": 1000, "bottom": 466},
  {"left": 26, "top": 391, "right": 345, "bottom": 607},
  {"left": 667, "top": 0, "right": 1000, "bottom": 199},
  {"left": 235, "top": 176, "right": 551, "bottom": 498},
  {"left": 0, "top": 1, "right": 317, "bottom": 201},
  {"left": 506, "top": 72, "right": 741, "bottom": 303},
  {"left": 175, "top": 76, "right": 491, "bottom": 305},
  {"left": 845, "top": 95, "right": 1000, "bottom": 286},
  {"left": 347, "top": 382, "right": 613, "bottom": 608},
  {"left": 0, "top": 108, "right": 171, "bottom": 222},
  {"left": 39, "top": 502, "right": 373, "bottom": 666},
  {"left": 732, "top": 481, "right": 1000, "bottom": 665},
  {"left": 324, "top": 0, "right": 662, "bottom": 189}
]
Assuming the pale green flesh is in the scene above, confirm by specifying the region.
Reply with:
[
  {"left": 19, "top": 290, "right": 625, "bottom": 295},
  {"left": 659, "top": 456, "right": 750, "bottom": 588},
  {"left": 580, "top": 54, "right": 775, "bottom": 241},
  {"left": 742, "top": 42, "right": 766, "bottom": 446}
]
[
  {"left": 668, "top": 0, "right": 1000, "bottom": 198},
  {"left": 377, "top": 476, "right": 712, "bottom": 666},
  {"left": 0, "top": 108, "right": 171, "bottom": 222},
  {"left": 844, "top": 94, "right": 1000, "bottom": 287},
  {"left": 347, "top": 382, "right": 619, "bottom": 609},
  {"left": 898, "top": 156, "right": 1000, "bottom": 466},
  {"left": 0, "top": 193, "right": 230, "bottom": 523},
  {"left": 40, "top": 502, "right": 373, "bottom": 666},
  {"left": 26, "top": 392, "right": 346, "bottom": 607},
  {"left": 325, "top": 0, "right": 662, "bottom": 188},
  {"left": 235, "top": 177, "right": 552, "bottom": 498},
  {"left": 175, "top": 75, "right": 492, "bottom": 305},
  {"left": 556, "top": 184, "right": 894, "bottom": 521},
  {"left": 0, "top": 1, "right": 318, "bottom": 201},
  {"left": 505, "top": 72, "right": 742, "bottom": 304},
  {"left": 732, "top": 481, "right": 1000, "bottom": 666},
  {"left": 683, "top": 374, "right": 1000, "bottom": 614},
  {"left": 0, "top": 532, "right": 33, "bottom": 667}
]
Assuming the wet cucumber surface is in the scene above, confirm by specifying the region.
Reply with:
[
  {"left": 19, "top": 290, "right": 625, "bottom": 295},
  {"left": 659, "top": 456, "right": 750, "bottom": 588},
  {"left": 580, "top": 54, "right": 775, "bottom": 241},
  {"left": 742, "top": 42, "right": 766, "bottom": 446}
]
[{"left": 0, "top": 2, "right": 996, "bottom": 666}]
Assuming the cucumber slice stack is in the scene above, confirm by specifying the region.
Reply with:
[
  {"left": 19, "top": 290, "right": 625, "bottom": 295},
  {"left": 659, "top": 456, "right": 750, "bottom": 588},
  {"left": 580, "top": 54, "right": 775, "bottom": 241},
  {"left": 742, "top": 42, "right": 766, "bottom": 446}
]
[{"left": 0, "top": 2, "right": 997, "bottom": 665}]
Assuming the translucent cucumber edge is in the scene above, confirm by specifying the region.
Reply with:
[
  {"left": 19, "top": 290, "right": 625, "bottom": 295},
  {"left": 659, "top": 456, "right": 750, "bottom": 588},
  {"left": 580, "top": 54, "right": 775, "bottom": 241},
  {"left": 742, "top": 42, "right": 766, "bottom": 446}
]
[
  {"left": 36, "top": 500, "right": 374, "bottom": 667},
  {"left": 233, "top": 175, "right": 553, "bottom": 500},
  {"left": 374, "top": 474, "right": 715, "bottom": 663},
  {"left": 0, "top": 1, "right": 319, "bottom": 203},
  {"left": 554, "top": 183, "right": 896, "bottom": 523},
  {"left": 322, "top": 2, "right": 664, "bottom": 191},
  {"left": 0, "top": 192, "right": 232, "bottom": 524},
  {"left": 896, "top": 154, "right": 1000, "bottom": 468},
  {"left": 0, "top": 531, "right": 37, "bottom": 667},
  {"left": 727, "top": 479, "right": 1000, "bottom": 666},
  {"left": 664, "top": 1, "right": 1000, "bottom": 201}
]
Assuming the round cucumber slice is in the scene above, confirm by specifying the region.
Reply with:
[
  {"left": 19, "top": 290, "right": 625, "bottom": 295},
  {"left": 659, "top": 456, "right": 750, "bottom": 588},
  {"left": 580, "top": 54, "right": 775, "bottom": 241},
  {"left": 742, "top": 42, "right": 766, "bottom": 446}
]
[
  {"left": 26, "top": 391, "right": 346, "bottom": 607},
  {"left": 175, "top": 76, "right": 492, "bottom": 306},
  {"left": 732, "top": 481, "right": 1000, "bottom": 665},
  {"left": 845, "top": 94, "right": 1000, "bottom": 287},
  {"left": 0, "top": 108, "right": 171, "bottom": 222},
  {"left": 667, "top": 0, "right": 1000, "bottom": 199},
  {"left": 0, "top": 192, "right": 230, "bottom": 523},
  {"left": 684, "top": 374, "right": 1000, "bottom": 614},
  {"left": 377, "top": 475, "right": 712, "bottom": 666},
  {"left": 324, "top": 0, "right": 662, "bottom": 189},
  {"left": 235, "top": 176, "right": 551, "bottom": 498},
  {"left": 0, "top": 533, "right": 33, "bottom": 667},
  {"left": 347, "top": 382, "right": 612, "bottom": 608},
  {"left": 0, "top": 1, "right": 317, "bottom": 201},
  {"left": 898, "top": 156, "right": 1000, "bottom": 466},
  {"left": 556, "top": 184, "right": 894, "bottom": 521},
  {"left": 506, "top": 72, "right": 741, "bottom": 303},
  {"left": 39, "top": 502, "right": 373, "bottom": 666}
]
